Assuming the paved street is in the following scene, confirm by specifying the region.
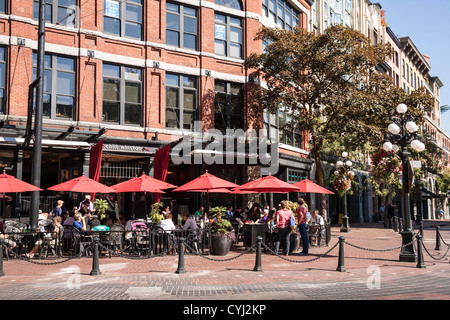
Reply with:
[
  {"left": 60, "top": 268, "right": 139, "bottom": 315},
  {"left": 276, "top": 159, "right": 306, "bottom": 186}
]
[{"left": 1, "top": 221, "right": 450, "bottom": 304}]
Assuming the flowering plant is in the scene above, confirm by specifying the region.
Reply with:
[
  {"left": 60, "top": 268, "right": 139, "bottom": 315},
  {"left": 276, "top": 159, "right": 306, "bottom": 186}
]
[
  {"left": 369, "top": 149, "right": 402, "bottom": 196},
  {"left": 330, "top": 167, "right": 355, "bottom": 198}
]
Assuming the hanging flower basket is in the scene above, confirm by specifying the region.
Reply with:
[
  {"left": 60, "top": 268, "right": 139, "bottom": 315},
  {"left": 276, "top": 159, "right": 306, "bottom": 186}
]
[
  {"left": 369, "top": 149, "right": 402, "bottom": 196},
  {"left": 330, "top": 169, "right": 353, "bottom": 198}
]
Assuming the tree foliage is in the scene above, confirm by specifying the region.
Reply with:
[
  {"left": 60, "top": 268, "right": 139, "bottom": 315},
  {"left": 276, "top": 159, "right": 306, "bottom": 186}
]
[{"left": 244, "top": 24, "right": 433, "bottom": 218}]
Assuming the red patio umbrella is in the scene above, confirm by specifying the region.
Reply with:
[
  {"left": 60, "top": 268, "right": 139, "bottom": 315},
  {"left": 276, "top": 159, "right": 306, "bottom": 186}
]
[
  {"left": 0, "top": 171, "right": 43, "bottom": 193},
  {"left": 0, "top": 170, "right": 43, "bottom": 219},
  {"left": 109, "top": 173, "right": 176, "bottom": 193},
  {"left": 292, "top": 179, "right": 335, "bottom": 195},
  {"left": 47, "top": 174, "right": 117, "bottom": 194},
  {"left": 231, "top": 175, "right": 300, "bottom": 194},
  {"left": 173, "top": 171, "right": 239, "bottom": 208},
  {"left": 109, "top": 173, "right": 174, "bottom": 219}
]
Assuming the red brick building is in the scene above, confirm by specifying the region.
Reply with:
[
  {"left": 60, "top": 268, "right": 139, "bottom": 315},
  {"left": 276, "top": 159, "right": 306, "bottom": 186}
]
[{"left": 0, "top": 0, "right": 313, "bottom": 217}]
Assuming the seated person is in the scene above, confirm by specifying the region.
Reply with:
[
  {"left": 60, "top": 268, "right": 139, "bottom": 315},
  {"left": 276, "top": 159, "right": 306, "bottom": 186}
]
[
  {"left": 101, "top": 211, "right": 115, "bottom": 227},
  {"left": 160, "top": 213, "right": 176, "bottom": 232},
  {"left": 87, "top": 214, "right": 101, "bottom": 230},
  {"left": 26, "top": 216, "right": 62, "bottom": 258},
  {"left": 181, "top": 212, "right": 197, "bottom": 231},
  {"left": 0, "top": 233, "right": 17, "bottom": 251},
  {"left": 73, "top": 212, "right": 87, "bottom": 233},
  {"left": 233, "top": 207, "right": 245, "bottom": 220},
  {"left": 194, "top": 206, "right": 204, "bottom": 218},
  {"left": 162, "top": 206, "right": 171, "bottom": 218},
  {"left": 63, "top": 208, "right": 77, "bottom": 226}
]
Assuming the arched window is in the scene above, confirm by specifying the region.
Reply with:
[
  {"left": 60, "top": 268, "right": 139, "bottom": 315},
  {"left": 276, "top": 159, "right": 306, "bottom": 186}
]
[{"left": 215, "top": 0, "right": 242, "bottom": 10}]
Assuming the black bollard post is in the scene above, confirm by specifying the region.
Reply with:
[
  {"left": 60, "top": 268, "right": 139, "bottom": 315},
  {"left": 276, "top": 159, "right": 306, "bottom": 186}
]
[
  {"left": 435, "top": 226, "right": 442, "bottom": 251},
  {"left": 89, "top": 237, "right": 102, "bottom": 276},
  {"left": 419, "top": 221, "right": 424, "bottom": 237},
  {"left": 253, "top": 236, "right": 263, "bottom": 272},
  {"left": 416, "top": 234, "right": 426, "bottom": 269},
  {"left": 176, "top": 237, "right": 186, "bottom": 274},
  {"left": 393, "top": 216, "right": 398, "bottom": 232},
  {"left": 0, "top": 240, "right": 5, "bottom": 277},
  {"left": 398, "top": 218, "right": 403, "bottom": 233},
  {"left": 336, "top": 236, "right": 346, "bottom": 272}
]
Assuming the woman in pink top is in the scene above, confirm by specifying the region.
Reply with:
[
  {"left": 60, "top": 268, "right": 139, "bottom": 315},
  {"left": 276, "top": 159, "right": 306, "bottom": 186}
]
[{"left": 274, "top": 201, "right": 294, "bottom": 256}]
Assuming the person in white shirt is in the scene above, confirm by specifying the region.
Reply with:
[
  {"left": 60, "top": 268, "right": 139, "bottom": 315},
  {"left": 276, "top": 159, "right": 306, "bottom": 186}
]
[
  {"left": 160, "top": 213, "right": 176, "bottom": 232},
  {"left": 310, "top": 210, "right": 324, "bottom": 227}
]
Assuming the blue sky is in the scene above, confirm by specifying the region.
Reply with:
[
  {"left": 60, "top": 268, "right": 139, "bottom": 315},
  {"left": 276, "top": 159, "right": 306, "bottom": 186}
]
[{"left": 379, "top": 0, "right": 450, "bottom": 134}]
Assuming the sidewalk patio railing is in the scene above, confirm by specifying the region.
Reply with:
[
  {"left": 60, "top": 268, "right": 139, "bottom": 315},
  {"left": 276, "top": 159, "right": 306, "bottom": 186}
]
[{"left": 1, "top": 224, "right": 449, "bottom": 277}]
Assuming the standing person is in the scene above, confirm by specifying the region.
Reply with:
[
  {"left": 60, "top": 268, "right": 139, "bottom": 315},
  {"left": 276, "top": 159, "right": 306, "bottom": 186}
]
[
  {"left": 378, "top": 203, "right": 385, "bottom": 223},
  {"left": 297, "top": 198, "right": 310, "bottom": 255},
  {"left": 274, "top": 200, "right": 294, "bottom": 256},
  {"left": 79, "top": 195, "right": 93, "bottom": 211},
  {"left": 51, "top": 200, "right": 64, "bottom": 217},
  {"left": 387, "top": 203, "right": 394, "bottom": 228}
]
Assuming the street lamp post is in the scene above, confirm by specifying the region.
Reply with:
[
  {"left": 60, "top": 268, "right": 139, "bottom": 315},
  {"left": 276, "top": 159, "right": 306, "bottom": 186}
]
[
  {"left": 383, "top": 103, "right": 425, "bottom": 262},
  {"left": 336, "top": 152, "right": 354, "bottom": 233}
]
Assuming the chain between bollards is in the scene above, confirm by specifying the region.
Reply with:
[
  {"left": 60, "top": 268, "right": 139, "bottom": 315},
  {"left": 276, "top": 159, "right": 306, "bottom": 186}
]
[
  {"left": 253, "top": 236, "right": 263, "bottom": 272},
  {"left": 176, "top": 237, "right": 186, "bottom": 274},
  {"left": 336, "top": 236, "right": 346, "bottom": 272},
  {"left": 89, "top": 237, "right": 101, "bottom": 276}
]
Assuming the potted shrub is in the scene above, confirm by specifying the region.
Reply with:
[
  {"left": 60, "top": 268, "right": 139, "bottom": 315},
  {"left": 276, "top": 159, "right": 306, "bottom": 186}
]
[
  {"left": 93, "top": 198, "right": 108, "bottom": 220},
  {"left": 209, "top": 206, "right": 235, "bottom": 256},
  {"left": 148, "top": 202, "right": 164, "bottom": 226}
]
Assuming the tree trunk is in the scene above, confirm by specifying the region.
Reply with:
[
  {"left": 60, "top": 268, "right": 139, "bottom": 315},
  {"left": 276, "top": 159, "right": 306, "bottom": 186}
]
[{"left": 313, "top": 150, "right": 328, "bottom": 222}]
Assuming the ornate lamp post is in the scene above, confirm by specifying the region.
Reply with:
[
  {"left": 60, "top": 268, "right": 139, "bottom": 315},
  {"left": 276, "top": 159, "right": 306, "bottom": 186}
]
[
  {"left": 335, "top": 151, "right": 355, "bottom": 233},
  {"left": 383, "top": 103, "right": 425, "bottom": 262}
]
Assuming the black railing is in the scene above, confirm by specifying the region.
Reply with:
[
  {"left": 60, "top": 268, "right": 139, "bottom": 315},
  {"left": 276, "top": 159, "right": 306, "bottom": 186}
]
[{"left": 2, "top": 225, "right": 211, "bottom": 260}]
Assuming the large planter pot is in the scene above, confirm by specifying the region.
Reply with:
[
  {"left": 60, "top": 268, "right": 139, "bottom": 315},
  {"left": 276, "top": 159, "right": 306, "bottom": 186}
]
[{"left": 211, "top": 234, "right": 232, "bottom": 256}]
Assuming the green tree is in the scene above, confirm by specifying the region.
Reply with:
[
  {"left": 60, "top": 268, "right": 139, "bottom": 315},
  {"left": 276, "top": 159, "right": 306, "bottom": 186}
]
[{"left": 244, "top": 25, "right": 433, "bottom": 220}]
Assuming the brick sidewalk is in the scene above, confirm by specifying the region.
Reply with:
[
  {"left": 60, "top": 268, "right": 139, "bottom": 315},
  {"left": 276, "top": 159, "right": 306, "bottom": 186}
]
[{"left": 1, "top": 222, "right": 449, "bottom": 301}]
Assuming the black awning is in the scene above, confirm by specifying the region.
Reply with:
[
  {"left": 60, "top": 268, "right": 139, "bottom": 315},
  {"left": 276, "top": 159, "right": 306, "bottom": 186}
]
[{"left": 421, "top": 187, "right": 441, "bottom": 199}]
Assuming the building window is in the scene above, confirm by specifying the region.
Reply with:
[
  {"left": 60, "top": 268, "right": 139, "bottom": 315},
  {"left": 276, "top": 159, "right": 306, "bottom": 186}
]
[
  {"left": 263, "top": 111, "right": 278, "bottom": 143},
  {"left": 0, "top": 47, "right": 5, "bottom": 114},
  {"left": 33, "top": 0, "right": 77, "bottom": 27},
  {"left": 287, "top": 169, "right": 307, "bottom": 183},
  {"left": 262, "top": 0, "right": 301, "bottom": 30},
  {"left": 103, "top": 0, "right": 142, "bottom": 39},
  {"left": 166, "top": 2, "right": 198, "bottom": 50},
  {"left": 165, "top": 73, "right": 198, "bottom": 130},
  {"left": 215, "top": 0, "right": 242, "bottom": 10},
  {"left": 214, "top": 13, "right": 243, "bottom": 59},
  {"left": 0, "top": 0, "right": 6, "bottom": 13},
  {"left": 214, "top": 81, "right": 244, "bottom": 132},
  {"left": 102, "top": 63, "right": 142, "bottom": 125},
  {"left": 32, "top": 53, "right": 76, "bottom": 119},
  {"left": 278, "top": 112, "right": 302, "bottom": 148}
]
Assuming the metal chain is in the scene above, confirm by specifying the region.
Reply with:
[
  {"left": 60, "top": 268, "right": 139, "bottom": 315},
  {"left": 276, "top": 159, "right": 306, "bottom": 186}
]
[
  {"left": 97, "top": 242, "right": 173, "bottom": 260},
  {"left": 184, "top": 242, "right": 256, "bottom": 262},
  {"left": 261, "top": 241, "right": 339, "bottom": 263},
  {"left": 421, "top": 241, "right": 450, "bottom": 261},
  {"left": 343, "top": 238, "right": 416, "bottom": 252},
  {"left": 438, "top": 231, "right": 450, "bottom": 248},
  {"left": 2, "top": 242, "right": 90, "bottom": 265}
]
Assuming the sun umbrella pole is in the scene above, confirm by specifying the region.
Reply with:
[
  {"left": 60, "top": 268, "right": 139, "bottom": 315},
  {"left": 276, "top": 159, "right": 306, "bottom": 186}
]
[{"left": 2, "top": 193, "right": 5, "bottom": 221}]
